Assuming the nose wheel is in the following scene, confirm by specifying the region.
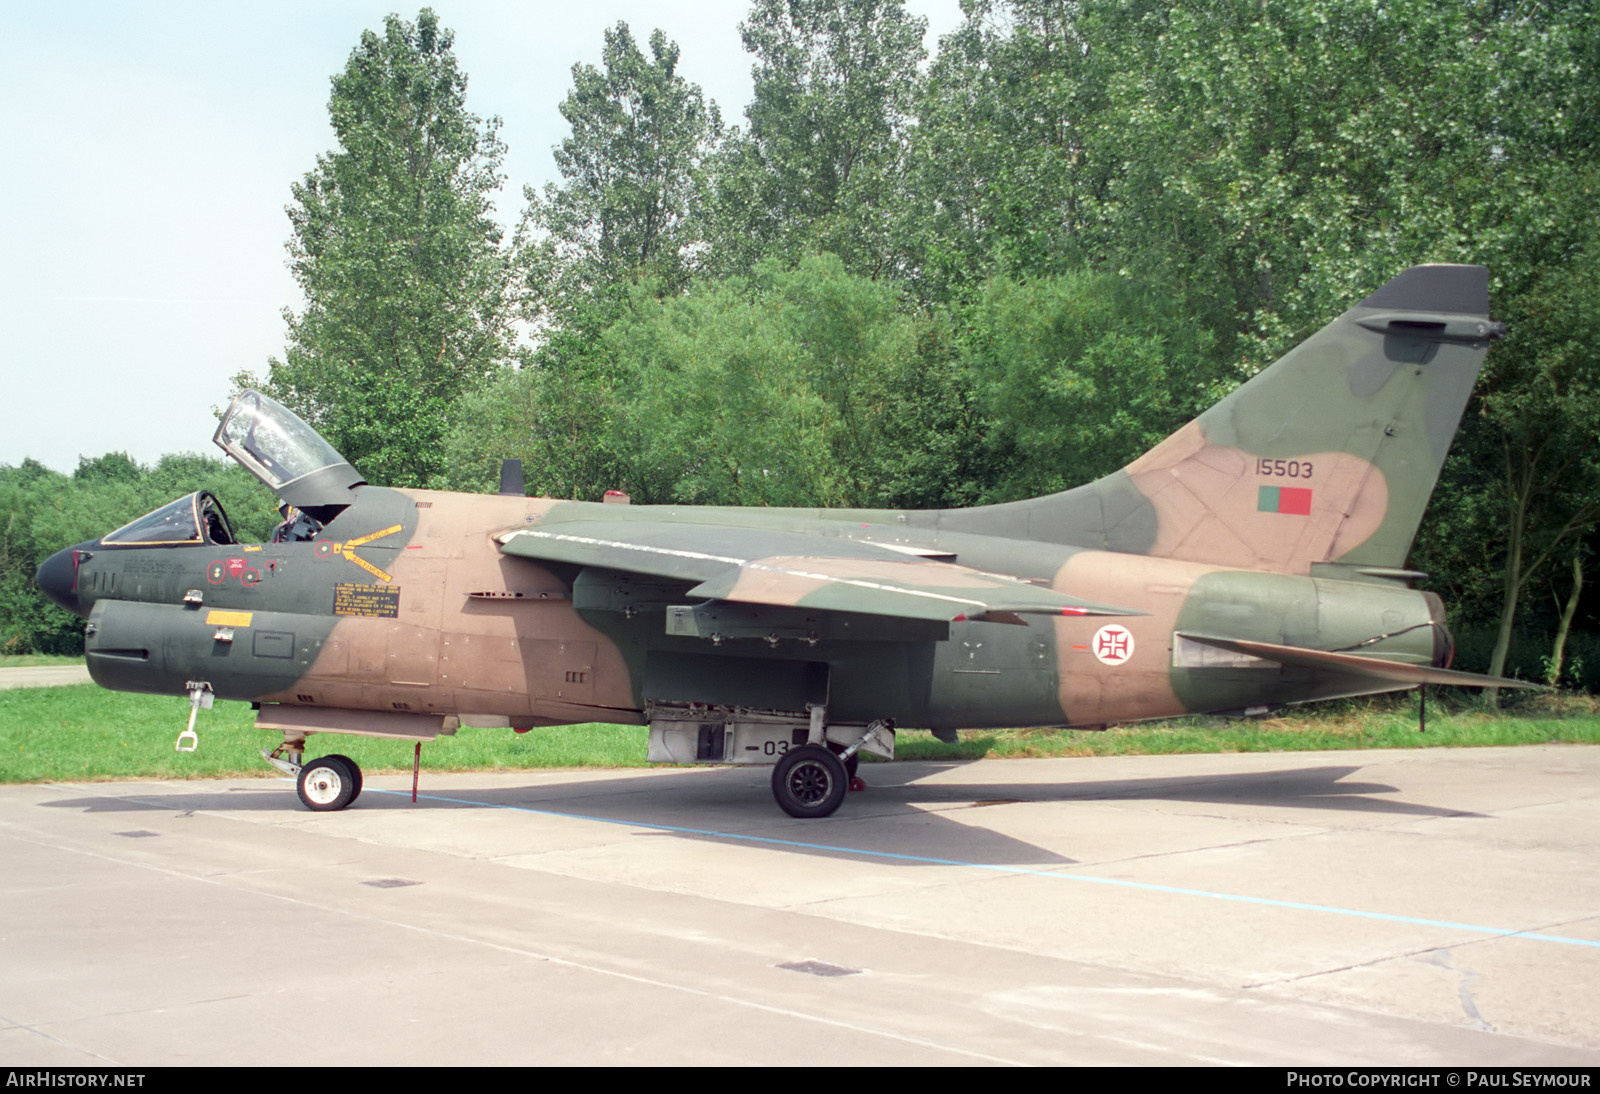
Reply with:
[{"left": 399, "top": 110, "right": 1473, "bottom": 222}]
[{"left": 296, "top": 754, "right": 363, "bottom": 811}]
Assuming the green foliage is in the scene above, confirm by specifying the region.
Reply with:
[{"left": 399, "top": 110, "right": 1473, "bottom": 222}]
[
  {"left": 443, "top": 328, "right": 637, "bottom": 503},
  {"left": 446, "top": 255, "right": 987, "bottom": 509},
  {"left": 709, "top": 0, "right": 927, "bottom": 278},
  {"left": 1453, "top": 624, "right": 1600, "bottom": 694},
  {"left": 908, "top": 0, "right": 1598, "bottom": 671},
  {"left": 528, "top": 22, "right": 722, "bottom": 320},
  {"left": 901, "top": 0, "right": 1113, "bottom": 299},
  {"left": 907, "top": 1, "right": 1598, "bottom": 356},
  {"left": 265, "top": 9, "right": 525, "bottom": 488},
  {"left": 1472, "top": 227, "right": 1600, "bottom": 683},
  {"left": 964, "top": 269, "right": 1221, "bottom": 499}
]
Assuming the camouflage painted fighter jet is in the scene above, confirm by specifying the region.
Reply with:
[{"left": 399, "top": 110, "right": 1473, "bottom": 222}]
[{"left": 36, "top": 264, "right": 1528, "bottom": 818}]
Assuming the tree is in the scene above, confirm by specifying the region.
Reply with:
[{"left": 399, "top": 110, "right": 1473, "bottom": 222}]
[
  {"left": 0, "top": 461, "right": 76, "bottom": 654},
  {"left": 445, "top": 256, "right": 987, "bottom": 509},
  {"left": 605, "top": 255, "right": 962, "bottom": 507},
  {"left": 528, "top": 22, "right": 721, "bottom": 321},
  {"left": 1474, "top": 239, "right": 1600, "bottom": 698},
  {"left": 441, "top": 335, "right": 634, "bottom": 503},
  {"left": 962, "top": 268, "right": 1220, "bottom": 500},
  {"left": 709, "top": 0, "right": 927, "bottom": 277},
  {"left": 902, "top": 2, "right": 1596, "bottom": 344},
  {"left": 898, "top": 0, "right": 1121, "bottom": 301},
  {"left": 264, "top": 9, "right": 524, "bottom": 488}
]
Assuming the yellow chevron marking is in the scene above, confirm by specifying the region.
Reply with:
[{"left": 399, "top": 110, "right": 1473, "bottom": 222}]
[
  {"left": 342, "top": 550, "right": 394, "bottom": 584},
  {"left": 319, "top": 524, "right": 402, "bottom": 583},
  {"left": 344, "top": 524, "right": 403, "bottom": 549}
]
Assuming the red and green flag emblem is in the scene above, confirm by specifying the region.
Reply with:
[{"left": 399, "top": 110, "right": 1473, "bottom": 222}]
[{"left": 1258, "top": 485, "right": 1313, "bottom": 515}]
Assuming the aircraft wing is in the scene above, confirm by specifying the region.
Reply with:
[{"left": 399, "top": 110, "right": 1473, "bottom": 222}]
[
  {"left": 1176, "top": 633, "right": 1540, "bottom": 689},
  {"left": 497, "top": 520, "right": 1142, "bottom": 624}
]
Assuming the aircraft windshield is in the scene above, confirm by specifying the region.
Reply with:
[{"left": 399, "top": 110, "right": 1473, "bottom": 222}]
[
  {"left": 102, "top": 492, "right": 237, "bottom": 546},
  {"left": 214, "top": 391, "right": 350, "bottom": 490}
]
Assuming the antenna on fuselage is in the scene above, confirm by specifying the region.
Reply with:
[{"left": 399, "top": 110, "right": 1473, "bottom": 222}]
[{"left": 498, "top": 459, "right": 525, "bottom": 497}]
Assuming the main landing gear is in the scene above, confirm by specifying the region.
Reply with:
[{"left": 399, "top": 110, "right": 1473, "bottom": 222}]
[
  {"left": 766, "top": 710, "right": 883, "bottom": 819},
  {"left": 771, "top": 746, "right": 849, "bottom": 818}
]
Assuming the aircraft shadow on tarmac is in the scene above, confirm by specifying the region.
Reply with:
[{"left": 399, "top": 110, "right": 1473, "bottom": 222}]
[{"left": 36, "top": 759, "right": 1483, "bottom": 869}]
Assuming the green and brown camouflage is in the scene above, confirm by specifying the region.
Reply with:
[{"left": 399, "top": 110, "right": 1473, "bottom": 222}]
[{"left": 35, "top": 265, "right": 1528, "bottom": 817}]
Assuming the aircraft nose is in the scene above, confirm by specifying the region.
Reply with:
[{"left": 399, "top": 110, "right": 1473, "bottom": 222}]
[{"left": 35, "top": 546, "right": 87, "bottom": 618}]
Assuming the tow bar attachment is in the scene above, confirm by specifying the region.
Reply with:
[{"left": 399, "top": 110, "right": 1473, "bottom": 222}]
[{"left": 176, "top": 682, "right": 213, "bottom": 752}]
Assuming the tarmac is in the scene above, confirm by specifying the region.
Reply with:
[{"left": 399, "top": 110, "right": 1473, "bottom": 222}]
[
  {"left": 0, "top": 665, "right": 91, "bottom": 689},
  {"left": 2, "top": 741, "right": 1599, "bottom": 1065}
]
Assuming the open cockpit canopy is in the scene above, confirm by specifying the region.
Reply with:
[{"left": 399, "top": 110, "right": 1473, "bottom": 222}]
[{"left": 214, "top": 390, "right": 362, "bottom": 520}]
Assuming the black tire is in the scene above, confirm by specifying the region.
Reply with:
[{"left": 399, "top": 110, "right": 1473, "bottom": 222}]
[
  {"left": 771, "top": 745, "right": 848, "bottom": 819},
  {"left": 297, "top": 755, "right": 357, "bottom": 812},
  {"left": 320, "top": 753, "right": 363, "bottom": 803},
  {"left": 831, "top": 747, "right": 860, "bottom": 780}
]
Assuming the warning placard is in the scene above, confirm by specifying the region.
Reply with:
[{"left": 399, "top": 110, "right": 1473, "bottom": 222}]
[{"left": 333, "top": 583, "right": 401, "bottom": 618}]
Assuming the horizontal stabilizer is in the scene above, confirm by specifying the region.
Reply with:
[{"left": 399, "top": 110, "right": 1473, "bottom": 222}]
[{"left": 1177, "top": 633, "right": 1539, "bottom": 689}]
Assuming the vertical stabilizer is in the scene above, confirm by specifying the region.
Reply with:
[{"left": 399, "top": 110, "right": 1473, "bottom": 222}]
[{"left": 945, "top": 265, "right": 1501, "bottom": 574}]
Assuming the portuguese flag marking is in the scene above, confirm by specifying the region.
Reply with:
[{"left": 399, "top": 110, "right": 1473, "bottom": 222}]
[{"left": 1258, "top": 485, "right": 1313, "bottom": 515}]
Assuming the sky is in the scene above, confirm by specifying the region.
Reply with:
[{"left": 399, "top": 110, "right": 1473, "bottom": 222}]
[{"left": 0, "top": 0, "right": 966, "bottom": 475}]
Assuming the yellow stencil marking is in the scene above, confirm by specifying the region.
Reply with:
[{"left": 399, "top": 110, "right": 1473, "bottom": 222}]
[
  {"left": 343, "top": 552, "right": 394, "bottom": 583},
  {"left": 206, "top": 610, "right": 254, "bottom": 627},
  {"left": 344, "top": 525, "right": 403, "bottom": 549},
  {"left": 326, "top": 524, "right": 402, "bottom": 583}
]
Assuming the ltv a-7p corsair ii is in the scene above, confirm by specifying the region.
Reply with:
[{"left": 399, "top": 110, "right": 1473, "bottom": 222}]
[{"left": 36, "top": 265, "right": 1528, "bottom": 818}]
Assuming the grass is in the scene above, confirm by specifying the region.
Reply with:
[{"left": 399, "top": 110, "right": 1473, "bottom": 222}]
[
  {"left": 0, "top": 687, "right": 648, "bottom": 783},
  {"left": 0, "top": 654, "right": 85, "bottom": 668},
  {"left": 892, "top": 690, "right": 1600, "bottom": 761},
  {"left": 1, "top": 683, "right": 1596, "bottom": 784}
]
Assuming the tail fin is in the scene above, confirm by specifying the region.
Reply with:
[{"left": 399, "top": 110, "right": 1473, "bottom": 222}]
[{"left": 950, "top": 265, "right": 1501, "bottom": 575}]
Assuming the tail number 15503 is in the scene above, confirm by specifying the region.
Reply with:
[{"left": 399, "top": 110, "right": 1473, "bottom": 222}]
[{"left": 1257, "top": 458, "right": 1314, "bottom": 479}]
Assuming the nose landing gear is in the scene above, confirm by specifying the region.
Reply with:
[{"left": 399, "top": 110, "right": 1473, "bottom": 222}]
[
  {"left": 295, "top": 753, "right": 364, "bottom": 811},
  {"left": 263, "top": 735, "right": 365, "bottom": 812}
]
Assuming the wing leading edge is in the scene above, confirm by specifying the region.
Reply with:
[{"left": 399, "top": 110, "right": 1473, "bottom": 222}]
[{"left": 497, "top": 521, "right": 1143, "bottom": 624}]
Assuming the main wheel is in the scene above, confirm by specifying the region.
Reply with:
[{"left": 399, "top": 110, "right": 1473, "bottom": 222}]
[
  {"left": 320, "top": 753, "right": 363, "bottom": 803},
  {"left": 297, "top": 755, "right": 357, "bottom": 812},
  {"left": 772, "top": 745, "right": 848, "bottom": 819}
]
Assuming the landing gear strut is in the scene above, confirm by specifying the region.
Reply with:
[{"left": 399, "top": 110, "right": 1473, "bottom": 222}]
[{"left": 262, "top": 733, "right": 365, "bottom": 812}]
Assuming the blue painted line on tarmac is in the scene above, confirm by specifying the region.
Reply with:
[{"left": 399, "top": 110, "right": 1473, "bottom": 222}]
[{"left": 368, "top": 787, "right": 1600, "bottom": 950}]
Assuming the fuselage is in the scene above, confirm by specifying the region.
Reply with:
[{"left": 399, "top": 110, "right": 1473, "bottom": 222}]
[{"left": 45, "top": 483, "right": 1450, "bottom": 734}]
